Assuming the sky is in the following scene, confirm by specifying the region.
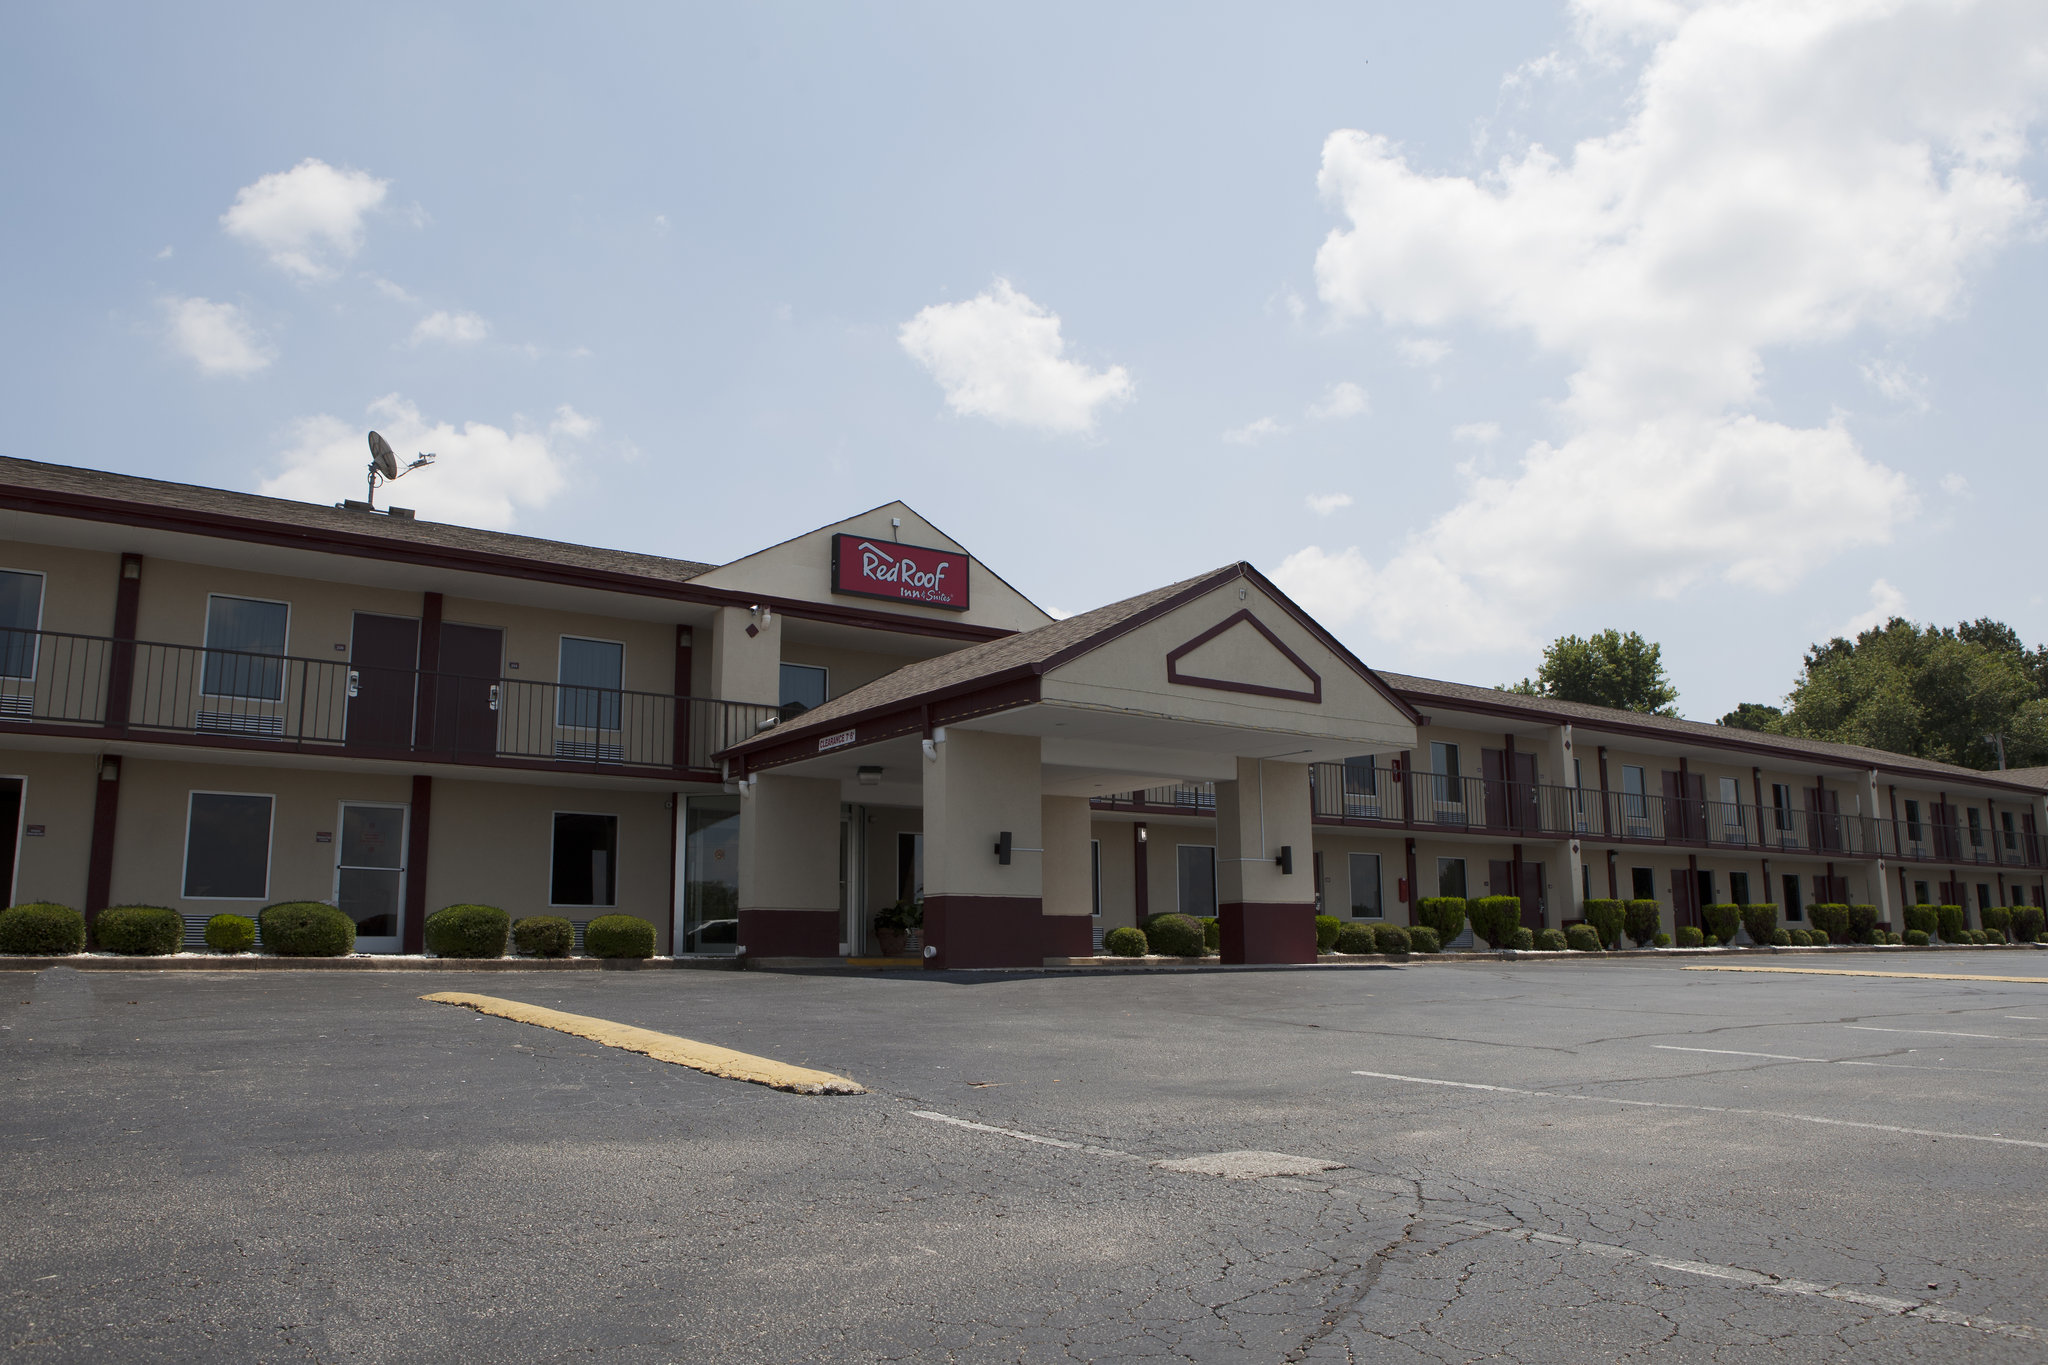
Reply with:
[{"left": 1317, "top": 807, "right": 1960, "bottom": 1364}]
[{"left": 3, "top": 0, "right": 2047, "bottom": 724}]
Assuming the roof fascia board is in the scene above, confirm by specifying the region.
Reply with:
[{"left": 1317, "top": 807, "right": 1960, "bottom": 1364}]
[{"left": 724, "top": 674, "right": 1042, "bottom": 773}]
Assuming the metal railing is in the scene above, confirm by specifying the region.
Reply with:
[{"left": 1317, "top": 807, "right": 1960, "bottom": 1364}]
[{"left": 0, "top": 629, "right": 775, "bottom": 773}]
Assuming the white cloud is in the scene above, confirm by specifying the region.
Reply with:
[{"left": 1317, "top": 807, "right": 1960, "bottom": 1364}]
[
  {"left": 899, "top": 279, "right": 1133, "bottom": 435},
  {"left": 154, "top": 245, "right": 173, "bottom": 260},
  {"left": 1293, "top": 0, "right": 2045, "bottom": 655},
  {"left": 1307, "top": 381, "right": 1370, "bottom": 419},
  {"left": 1940, "top": 471, "right": 1970, "bottom": 496},
  {"left": 1305, "top": 492, "right": 1354, "bottom": 516},
  {"left": 1844, "top": 578, "right": 1908, "bottom": 636},
  {"left": 1452, "top": 421, "right": 1502, "bottom": 444},
  {"left": 372, "top": 277, "right": 416, "bottom": 303},
  {"left": 164, "top": 297, "right": 273, "bottom": 376},
  {"left": 550, "top": 404, "right": 597, "bottom": 439},
  {"left": 1397, "top": 338, "right": 1452, "bottom": 366},
  {"left": 258, "top": 394, "right": 572, "bottom": 530},
  {"left": 409, "top": 310, "right": 490, "bottom": 346},
  {"left": 1223, "top": 416, "right": 1289, "bottom": 444},
  {"left": 1861, "top": 358, "right": 1931, "bottom": 412},
  {"left": 221, "top": 158, "right": 389, "bottom": 280}
]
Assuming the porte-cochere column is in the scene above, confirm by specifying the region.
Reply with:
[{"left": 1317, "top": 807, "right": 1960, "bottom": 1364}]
[{"left": 1216, "top": 757, "right": 1315, "bottom": 963}]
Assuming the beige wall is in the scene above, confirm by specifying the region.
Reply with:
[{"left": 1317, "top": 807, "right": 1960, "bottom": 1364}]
[
  {"left": 738, "top": 774, "right": 841, "bottom": 913},
  {"left": 710, "top": 605, "right": 781, "bottom": 706},
  {"left": 777, "top": 642, "right": 913, "bottom": 704},
  {"left": 1215, "top": 758, "right": 1313, "bottom": 907},
  {"left": 1, "top": 542, "right": 121, "bottom": 639},
  {"left": 1092, "top": 818, "right": 1136, "bottom": 929},
  {"left": 1041, "top": 795, "right": 1092, "bottom": 919},
  {"left": 860, "top": 803, "right": 923, "bottom": 914},
  {"left": 923, "top": 728, "right": 1040, "bottom": 899},
  {"left": 0, "top": 748, "right": 98, "bottom": 909},
  {"left": 1312, "top": 831, "right": 1405, "bottom": 920}
]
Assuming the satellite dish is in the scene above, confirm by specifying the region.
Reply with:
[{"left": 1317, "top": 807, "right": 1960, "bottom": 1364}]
[{"left": 368, "top": 431, "right": 399, "bottom": 481}]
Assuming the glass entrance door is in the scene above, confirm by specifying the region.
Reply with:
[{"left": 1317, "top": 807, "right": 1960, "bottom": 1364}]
[{"left": 335, "top": 802, "right": 407, "bottom": 952}]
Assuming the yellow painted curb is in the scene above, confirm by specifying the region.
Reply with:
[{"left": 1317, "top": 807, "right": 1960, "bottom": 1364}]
[
  {"left": 1684, "top": 965, "right": 2048, "bottom": 985},
  {"left": 420, "top": 991, "right": 866, "bottom": 1095}
]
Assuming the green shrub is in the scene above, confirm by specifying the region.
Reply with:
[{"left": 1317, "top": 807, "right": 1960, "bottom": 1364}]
[
  {"left": 584, "top": 914, "right": 655, "bottom": 959},
  {"left": 1937, "top": 904, "right": 1965, "bottom": 942},
  {"left": 1313, "top": 914, "right": 1343, "bottom": 952},
  {"left": 1770, "top": 927, "right": 1791, "bottom": 946},
  {"left": 93, "top": 905, "right": 182, "bottom": 956},
  {"left": 1583, "top": 900, "right": 1625, "bottom": 950},
  {"left": 1199, "top": 916, "right": 1221, "bottom": 953},
  {"left": 1981, "top": 905, "right": 2012, "bottom": 942},
  {"left": 1653, "top": 931, "right": 1671, "bottom": 947},
  {"left": 1704, "top": 934, "right": 1721, "bottom": 947},
  {"left": 1701, "top": 903, "right": 1740, "bottom": 944},
  {"left": 2011, "top": 905, "right": 2044, "bottom": 942},
  {"left": 0, "top": 902, "right": 85, "bottom": 955},
  {"left": 1624, "top": 900, "right": 1662, "bottom": 948},
  {"left": 1904, "top": 928, "right": 1929, "bottom": 946},
  {"left": 1675, "top": 925, "right": 1704, "bottom": 948},
  {"left": 1790, "top": 928, "right": 1813, "bottom": 946},
  {"left": 1740, "top": 904, "right": 1779, "bottom": 946},
  {"left": 1847, "top": 904, "right": 1879, "bottom": 943},
  {"left": 1965, "top": 927, "right": 1987, "bottom": 945},
  {"left": 1333, "top": 924, "right": 1377, "bottom": 954},
  {"left": 1903, "top": 904, "right": 1938, "bottom": 936},
  {"left": 424, "top": 904, "right": 510, "bottom": 958},
  {"left": 1535, "top": 928, "right": 1567, "bottom": 951},
  {"left": 259, "top": 902, "right": 356, "bottom": 957},
  {"left": 512, "top": 915, "right": 573, "bottom": 958},
  {"left": 204, "top": 913, "right": 256, "bottom": 953},
  {"left": 1104, "top": 926, "right": 1147, "bottom": 957},
  {"left": 1147, "top": 913, "right": 1206, "bottom": 957},
  {"left": 1563, "top": 923, "right": 1600, "bottom": 952},
  {"left": 1374, "top": 924, "right": 1411, "bottom": 954},
  {"left": 1468, "top": 896, "right": 1520, "bottom": 949},
  {"left": 1416, "top": 897, "right": 1466, "bottom": 943},
  {"left": 1407, "top": 925, "right": 1441, "bottom": 954},
  {"left": 1509, "top": 926, "right": 1534, "bottom": 950},
  {"left": 1807, "top": 904, "right": 1849, "bottom": 945}
]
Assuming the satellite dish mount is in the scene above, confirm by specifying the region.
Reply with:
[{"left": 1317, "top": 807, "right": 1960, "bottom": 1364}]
[{"left": 364, "top": 431, "right": 436, "bottom": 511}]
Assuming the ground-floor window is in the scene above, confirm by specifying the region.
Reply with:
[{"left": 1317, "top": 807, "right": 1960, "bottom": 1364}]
[
  {"left": 1782, "top": 873, "right": 1803, "bottom": 921},
  {"left": 1436, "top": 857, "right": 1466, "bottom": 899},
  {"left": 1177, "top": 844, "right": 1216, "bottom": 918},
  {"left": 1730, "top": 871, "right": 1750, "bottom": 905},
  {"left": 683, "top": 795, "right": 738, "bottom": 952},
  {"left": 551, "top": 811, "right": 618, "bottom": 908},
  {"left": 183, "top": 792, "right": 274, "bottom": 899},
  {"left": 1349, "top": 852, "right": 1382, "bottom": 918},
  {"left": 1631, "top": 866, "right": 1655, "bottom": 901},
  {"left": 897, "top": 831, "right": 923, "bottom": 903},
  {"left": 1978, "top": 883, "right": 1994, "bottom": 913},
  {"left": 1090, "top": 839, "right": 1101, "bottom": 916},
  {"left": 1913, "top": 879, "right": 1929, "bottom": 904}
]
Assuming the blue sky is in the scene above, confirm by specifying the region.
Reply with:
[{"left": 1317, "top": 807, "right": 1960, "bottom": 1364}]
[{"left": 3, "top": 2, "right": 2046, "bottom": 723}]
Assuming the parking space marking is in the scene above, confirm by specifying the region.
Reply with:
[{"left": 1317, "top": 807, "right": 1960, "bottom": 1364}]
[
  {"left": 1351, "top": 1069, "right": 2048, "bottom": 1150},
  {"left": 1685, "top": 965, "right": 2048, "bottom": 984},
  {"left": 1847, "top": 1025, "right": 2042, "bottom": 1042},
  {"left": 909, "top": 1109, "right": 1140, "bottom": 1160},
  {"left": 419, "top": 992, "right": 865, "bottom": 1095},
  {"left": 1656, "top": 1044, "right": 1821, "bottom": 1062},
  {"left": 1651, "top": 1044, "right": 2041, "bottom": 1075}
]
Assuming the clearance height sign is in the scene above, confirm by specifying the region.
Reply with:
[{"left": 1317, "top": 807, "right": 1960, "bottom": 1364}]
[{"left": 830, "top": 534, "right": 968, "bottom": 610}]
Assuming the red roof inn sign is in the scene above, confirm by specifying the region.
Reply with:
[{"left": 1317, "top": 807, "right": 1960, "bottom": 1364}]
[{"left": 830, "top": 534, "right": 968, "bottom": 610}]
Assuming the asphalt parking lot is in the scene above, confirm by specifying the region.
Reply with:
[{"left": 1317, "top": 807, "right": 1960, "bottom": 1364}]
[{"left": 4, "top": 953, "right": 2046, "bottom": 1362}]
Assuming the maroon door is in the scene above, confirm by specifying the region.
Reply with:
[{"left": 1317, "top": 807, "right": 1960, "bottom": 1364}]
[
  {"left": 1519, "top": 862, "right": 1545, "bottom": 928},
  {"left": 434, "top": 624, "right": 503, "bottom": 757},
  {"left": 1662, "top": 772, "right": 1706, "bottom": 842},
  {"left": 1806, "top": 788, "right": 1844, "bottom": 852},
  {"left": 1932, "top": 804, "right": 1961, "bottom": 860},
  {"left": 1813, "top": 874, "right": 1848, "bottom": 904},
  {"left": 1482, "top": 751, "right": 1509, "bottom": 830},
  {"left": 345, "top": 613, "right": 419, "bottom": 752},
  {"left": 1669, "top": 867, "right": 1698, "bottom": 928}
]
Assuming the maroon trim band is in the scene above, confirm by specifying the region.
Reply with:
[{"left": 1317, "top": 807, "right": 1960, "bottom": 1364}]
[{"left": 1164, "top": 609, "right": 1321, "bottom": 703}]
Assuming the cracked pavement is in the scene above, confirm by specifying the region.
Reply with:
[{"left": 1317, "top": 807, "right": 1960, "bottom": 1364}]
[{"left": 2, "top": 952, "right": 2045, "bottom": 1361}]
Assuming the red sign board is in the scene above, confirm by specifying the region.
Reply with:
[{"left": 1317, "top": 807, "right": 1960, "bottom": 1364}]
[{"left": 830, "top": 534, "right": 968, "bottom": 610}]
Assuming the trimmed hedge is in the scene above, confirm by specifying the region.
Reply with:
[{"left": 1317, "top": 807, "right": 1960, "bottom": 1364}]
[
  {"left": 1416, "top": 897, "right": 1466, "bottom": 943},
  {"left": 1583, "top": 900, "right": 1625, "bottom": 950},
  {"left": 1675, "top": 925, "right": 1704, "bottom": 948},
  {"left": 1808, "top": 903, "right": 1850, "bottom": 945},
  {"left": 1740, "top": 904, "right": 1779, "bottom": 946},
  {"left": 1104, "top": 926, "right": 1147, "bottom": 957},
  {"left": 1374, "top": 924, "right": 1411, "bottom": 954},
  {"left": 1623, "top": 900, "right": 1662, "bottom": 948},
  {"left": 425, "top": 904, "right": 510, "bottom": 958},
  {"left": 1508, "top": 926, "right": 1534, "bottom": 951},
  {"left": 512, "top": 915, "right": 573, "bottom": 958},
  {"left": 1847, "top": 904, "right": 1879, "bottom": 944},
  {"left": 1534, "top": 928, "right": 1567, "bottom": 952},
  {"left": 1333, "top": 924, "right": 1377, "bottom": 954},
  {"left": 1904, "top": 928, "right": 1929, "bottom": 946},
  {"left": 1653, "top": 931, "right": 1671, "bottom": 947},
  {"left": 1199, "top": 916, "right": 1221, "bottom": 954},
  {"left": 1565, "top": 923, "right": 1602, "bottom": 952},
  {"left": 1147, "top": 913, "right": 1206, "bottom": 957},
  {"left": 2012, "top": 906, "right": 2045, "bottom": 943},
  {"left": 1981, "top": 905, "right": 2013, "bottom": 942},
  {"left": 584, "top": 915, "right": 656, "bottom": 959},
  {"left": 259, "top": 902, "right": 356, "bottom": 957},
  {"left": 1314, "top": 914, "right": 1343, "bottom": 952},
  {"left": 1903, "top": 904, "right": 1938, "bottom": 936},
  {"left": 1469, "top": 896, "right": 1521, "bottom": 950},
  {"left": 1937, "top": 904, "right": 1966, "bottom": 942},
  {"left": 1770, "top": 927, "right": 1792, "bottom": 946},
  {"left": 94, "top": 905, "right": 182, "bottom": 956},
  {"left": 1407, "top": 925, "right": 1442, "bottom": 954},
  {"left": 204, "top": 913, "right": 256, "bottom": 953},
  {"left": 0, "top": 902, "right": 85, "bottom": 955}
]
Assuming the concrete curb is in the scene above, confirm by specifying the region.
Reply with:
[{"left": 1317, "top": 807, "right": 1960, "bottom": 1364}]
[{"left": 0, "top": 953, "right": 746, "bottom": 972}]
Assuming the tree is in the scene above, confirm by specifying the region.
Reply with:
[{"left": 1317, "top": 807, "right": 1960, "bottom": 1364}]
[
  {"left": 1504, "top": 630, "right": 1680, "bottom": 715},
  {"left": 1718, "top": 702, "right": 1783, "bottom": 731}
]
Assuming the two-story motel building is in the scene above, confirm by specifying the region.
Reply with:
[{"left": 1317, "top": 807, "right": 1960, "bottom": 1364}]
[{"left": 0, "top": 455, "right": 2042, "bottom": 965}]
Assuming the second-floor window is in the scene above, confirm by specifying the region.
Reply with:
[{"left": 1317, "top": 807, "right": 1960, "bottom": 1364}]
[
  {"left": 1719, "top": 776, "right": 1741, "bottom": 828},
  {"left": 0, "top": 568, "right": 44, "bottom": 680},
  {"left": 779, "top": 663, "right": 828, "bottom": 714},
  {"left": 1773, "top": 782, "right": 1794, "bottom": 832},
  {"left": 1905, "top": 799, "right": 1923, "bottom": 841},
  {"left": 2003, "top": 810, "right": 2018, "bottom": 850},
  {"left": 202, "top": 595, "right": 288, "bottom": 701},
  {"left": 1968, "top": 808, "right": 1984, "bottom": 848},
  {"left": 1622, "top": 764, "right": 1647, "bottom": 822},
  {"left": 1342, "top": 754, "right": 1377, "bottom": 797},
  {"left": 1432, "top": 742, "right": 1461, "bottom": 804},
  {"left": 558, "top": 637, "right": 623, "bottom": 731}
]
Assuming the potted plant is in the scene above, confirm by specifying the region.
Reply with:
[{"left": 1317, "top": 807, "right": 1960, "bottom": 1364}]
[{"left": 872, "top": 898, "right": 923, "bottom": 956}]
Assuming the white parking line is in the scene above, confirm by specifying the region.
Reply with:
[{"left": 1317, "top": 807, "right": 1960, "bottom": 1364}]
[
  {"left": 1847, "top": 1025, "right": 2041, "bottom": 1041},
  {"left": 1350, "top": 1069, "right": 2048, "bottom": 1150},
  {"left": 909, "top": 1109, "right": 1139, "bottom": 1160},
  {"left": 1656, "top": 1044, "right": 1822, "bottom": 1062},
  {"left": 1650, "top": 1044, "right": 2041, "bottom": 1075}
]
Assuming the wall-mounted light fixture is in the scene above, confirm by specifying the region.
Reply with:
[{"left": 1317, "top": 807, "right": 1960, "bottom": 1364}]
[
  {"left": 1136, "top": 823, "right": 1148, "bottom": 844},
  {"left": 857, "top": 766, "right": 883, "bottom": 786},
  {"left": 98, "top": 755, "right": 121, "bottom": 782},
  {"left": 1274, "top": 844, "right": 1293, "bottom": 874},
  {"left": 992, "top": 831, "right": 1044, "bottom": 865}
]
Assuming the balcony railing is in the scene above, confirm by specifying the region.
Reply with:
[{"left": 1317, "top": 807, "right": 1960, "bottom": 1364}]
[{"left": 0, "top": 629, "right": 775, "bottom": 775}]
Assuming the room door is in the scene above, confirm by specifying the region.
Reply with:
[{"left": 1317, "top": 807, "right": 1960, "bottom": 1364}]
[
  {"left": 335, "top": 802, "right": 407, "bottom": 953},
  {"left": 434, "top": 624, "right": 503, "bottom": 758},
  {"left": 345, "top": 613, "right": 420, "bottom": 752}
]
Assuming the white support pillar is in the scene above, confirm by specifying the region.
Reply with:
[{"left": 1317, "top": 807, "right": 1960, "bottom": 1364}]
[
  {"left": 736, "top": 773, "right": 843, "bottom": 958},
  {"left": 1041, "top": 795, "right": 1095, "bottom": 959},
  {"left": 922, "top": 728, "right": 1044, "bottom": 969},
  {"left": 709, "top": 604, "right": 781, "bottom": 705},
  {"left": 1215, "top": 757, "right": 1315, "bottom": 963}
]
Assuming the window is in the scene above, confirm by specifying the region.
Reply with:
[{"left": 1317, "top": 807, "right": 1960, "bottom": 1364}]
[
  {"left": 1349, "top": 853, "right": 1382, "bottom": 918},
  {"left": 1772, "top": 783, "right": 1794, "bottom": 832},
  {"left": 1431, "top": 742, "right": 1461, "bottom": 804},
  {"left": 1730, "top": 871, "right": 1750, "bottom": 905},
  {"left": 1978, "top": 883, "right": 1994, "bottom": 912},
  {"left": 557, "top": 637, "right": 623, "bottom": 731},
  {"left": 1782, "top": 873, "right": 1803, "bottom": 920},
  {"left": 182, "top": 792, "right": 273, "bottom": 899},
  {"left": 1913, "top": 880, "right": 1929, "bottom": 904},
  {"left": 897, "top": 832, "right": 924, "bottom": 903},
  {"left": 1968, "top": 808, "right": 1984, "bottom": 848},
  {"left": 780, "top": 663, "right": 828, "bottom": 714},
  {"left": 1905, "top": 800, "right": 1923, "bottom": 842},
  {"left": 1631, "top": 866, "right": 1655, "bottom": 901},
  {"left": 0, "top": 569, "right": 44, "bottom": 680},
  {"left": 1341, "top": 754, "right": 1377, "bottom": 796},
  {"left": 1436, "top": 857, "right": 1467, "bottom": 899},
  {"left": 202, "top": 595, "right": 288, "bottom": 701},
  {"left": 1719, "top": 777, "right": 1741, "bottom": 829},
  {"left": 1582, "top": 864, "right": 1591, "bottom": 900},
  {"left": 1177, "top": 844, "right": 1217, "bottom": 917},
  {"left": 1090, "top": 839, "right": 1102, "bottom": 916},
  {"left": 550, "top": 812, "right": 618, "bottom": 907},
  {"left": 2002, "top": 811, "right": 2018, "bottom": 850},
  {"left": 1622, "top": 765, "right": 1647, "bottom": 824}
]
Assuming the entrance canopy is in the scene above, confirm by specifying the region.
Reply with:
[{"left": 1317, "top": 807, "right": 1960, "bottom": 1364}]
[{"left": 719, "top": 563, "right": 1420, "bottom": 805}]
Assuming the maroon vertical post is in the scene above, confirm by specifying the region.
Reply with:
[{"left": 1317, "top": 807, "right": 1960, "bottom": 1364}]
[
  {"left": 672, "top": 625, "right": 693, "bottom": 771},
  {"left": 84, "top": 754, "right": 122, "bottom": 920},
  {"left": 414, "top": 592, "right": 444, "bottom": 753},
  {"left": 1132, "top": 823, "right": 1149, "bottom": 920},
  {"left": 1404, "top": 836, "right": 1418, "bottom": 925},
  {"left": 105, "top": 554, "right": 142, "bottom": 731},
  {"left": 1596, "top": 746, "right": 1612, "bottom": 838},
  {"left": 667, "top": 790, "right": 681, "bottom": 954},
  {"left": 1606, "top": 849, "right": 1618, "bottom": 900},
  {"left": 402, "top": 774, "right": 432, "bottom": 953}
]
